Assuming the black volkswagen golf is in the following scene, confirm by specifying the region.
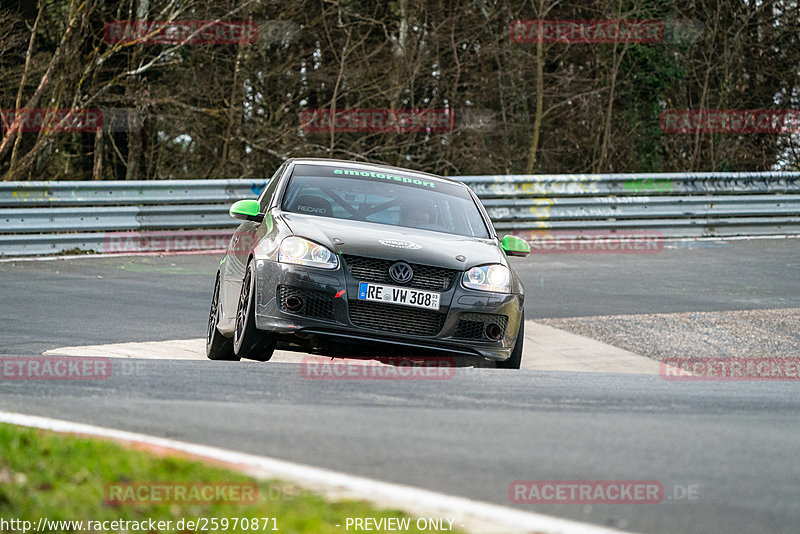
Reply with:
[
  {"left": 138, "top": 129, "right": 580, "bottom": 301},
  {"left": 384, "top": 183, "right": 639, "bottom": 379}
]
[{"left": 206, "top": 158, "right": 531, "bottom": 368}]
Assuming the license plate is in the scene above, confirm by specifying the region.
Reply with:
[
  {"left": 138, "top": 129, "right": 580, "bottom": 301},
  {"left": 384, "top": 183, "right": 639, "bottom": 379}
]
[{"left": 357, "top": 282, "right": 440, "bottom": 311}]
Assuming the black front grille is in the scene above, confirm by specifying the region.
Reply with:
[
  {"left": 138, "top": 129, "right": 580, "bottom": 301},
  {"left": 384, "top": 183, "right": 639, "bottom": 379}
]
[
  {"left": 343, "top": 255, "right": 458, "bottom": 291},
  {"left": 349, "top": 300, "right": 445, "bottom": 337},
  {"left": 453, "top": 313, "right": 508, "bottom": 340},
  {"left": 278, "top": 285, "right": 335, "bottom": 320}
]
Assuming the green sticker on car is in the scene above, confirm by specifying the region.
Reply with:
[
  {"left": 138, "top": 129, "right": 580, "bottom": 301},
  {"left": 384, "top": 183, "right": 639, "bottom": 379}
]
[{"left": 333, "top": 168, "right": 436, "bottom": 189}]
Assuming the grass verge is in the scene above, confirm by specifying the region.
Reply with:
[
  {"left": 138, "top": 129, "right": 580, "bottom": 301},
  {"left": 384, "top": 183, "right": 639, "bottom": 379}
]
[{"left": 0, "top": 423, "right": 462, "bottom": 533}]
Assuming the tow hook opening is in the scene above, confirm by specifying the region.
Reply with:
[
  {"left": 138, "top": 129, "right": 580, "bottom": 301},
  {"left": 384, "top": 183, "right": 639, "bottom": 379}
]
[
  {"left": 484, "top": 322, "right": 503, "bottom": 341},
  {"left": 285, "top": 295, "right": 304, "bottom": 313}
]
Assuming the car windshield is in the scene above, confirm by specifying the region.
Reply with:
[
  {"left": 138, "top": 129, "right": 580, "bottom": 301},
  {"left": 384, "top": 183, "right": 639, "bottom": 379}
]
[{"left": 281, "top": 164, "right": 490, "bottom": 238}]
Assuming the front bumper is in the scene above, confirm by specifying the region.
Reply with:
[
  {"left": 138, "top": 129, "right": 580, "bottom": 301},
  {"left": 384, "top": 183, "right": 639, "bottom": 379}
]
[{"left": 253, "top": 258, "right": 523, "bottom": 361}]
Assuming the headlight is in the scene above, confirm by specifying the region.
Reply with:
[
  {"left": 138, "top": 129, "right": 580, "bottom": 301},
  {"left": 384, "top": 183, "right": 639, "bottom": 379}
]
[
  {"left": 462, "top": 264, "right": 511, "bottom": 293},
  {"left": 278, "top": 237, "right": 338, "bottom": 269}
]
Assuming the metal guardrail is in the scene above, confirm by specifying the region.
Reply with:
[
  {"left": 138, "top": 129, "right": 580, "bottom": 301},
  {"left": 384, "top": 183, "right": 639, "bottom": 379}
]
[
  {"left": 1, "top": 172, "right": 799, "bottom": 256},
  {"left": 0, "top": 179, "right": 266, "bottom": 207},
  {"left": 463, "top": 172, "right": 800, "bottom": 196}
]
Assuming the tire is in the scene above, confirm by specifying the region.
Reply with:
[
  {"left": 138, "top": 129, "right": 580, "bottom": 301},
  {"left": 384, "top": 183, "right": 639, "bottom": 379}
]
[
  {"left": 496, "top": 313, "right": 524, "bottom": 369},
  {"left": 206, "top": 271, "right": 238, "bottom": 361},
  {"left": 233, "top": 261, "right": 275, "bottom": 362}
]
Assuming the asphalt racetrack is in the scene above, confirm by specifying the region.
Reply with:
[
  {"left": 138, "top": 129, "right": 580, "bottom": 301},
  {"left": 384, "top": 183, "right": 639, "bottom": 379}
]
[{"left": 1, "top": 237, "right": 799, "bottom": 534}]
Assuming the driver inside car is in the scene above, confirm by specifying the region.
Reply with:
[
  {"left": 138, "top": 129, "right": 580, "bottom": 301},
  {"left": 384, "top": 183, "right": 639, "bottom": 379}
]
[{"left": 400, "top": 199, "right": 437, "bottom": 230}]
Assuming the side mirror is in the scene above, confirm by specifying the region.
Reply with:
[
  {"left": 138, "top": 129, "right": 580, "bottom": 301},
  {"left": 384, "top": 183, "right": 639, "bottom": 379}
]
[
  {"left": 501, "top": 235, "right": 531, "bottom": 257},
  {"left": 229, "top": 199, "right": 264, "bottom": 223}
]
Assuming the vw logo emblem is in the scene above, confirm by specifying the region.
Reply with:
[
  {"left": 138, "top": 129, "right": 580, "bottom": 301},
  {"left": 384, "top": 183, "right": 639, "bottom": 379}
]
[{"left": 389, "top": 262, "right": 413, "bottom": 284}]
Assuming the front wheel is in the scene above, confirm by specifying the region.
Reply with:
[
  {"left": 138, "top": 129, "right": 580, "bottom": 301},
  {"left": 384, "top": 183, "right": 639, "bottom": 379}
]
[
  {"left": 233, "top": 261, "right": 275, "bottom": 362},
  {"left": 207, "top": 271, "right": 238, "bottom": 361},
  {"left": 496, "top": 313, "right": 524, "bottom": 369}
]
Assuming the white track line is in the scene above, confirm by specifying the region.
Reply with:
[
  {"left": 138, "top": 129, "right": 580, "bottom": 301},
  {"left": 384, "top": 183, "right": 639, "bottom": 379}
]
[{"left": 0, "top": 410, "right": 628, "bottom": 534}]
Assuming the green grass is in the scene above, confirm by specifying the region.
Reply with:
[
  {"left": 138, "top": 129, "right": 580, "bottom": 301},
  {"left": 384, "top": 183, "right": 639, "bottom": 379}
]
[{"left": 0, "top": 424, "right": 461, "bottom": 533}]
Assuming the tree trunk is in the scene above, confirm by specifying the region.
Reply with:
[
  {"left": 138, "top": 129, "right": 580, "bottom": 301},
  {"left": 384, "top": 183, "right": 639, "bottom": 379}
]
[{"left": 92, "top": 124, "right": 103, "bottom": 180}]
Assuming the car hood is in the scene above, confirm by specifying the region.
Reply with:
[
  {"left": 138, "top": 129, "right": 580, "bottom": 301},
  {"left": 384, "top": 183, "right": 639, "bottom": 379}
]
[{"left": 281, "top": 213, "right": 504, "bottom": 270}]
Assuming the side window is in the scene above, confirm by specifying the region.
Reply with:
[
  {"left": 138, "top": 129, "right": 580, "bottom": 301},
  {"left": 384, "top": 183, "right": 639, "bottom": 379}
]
[{"left": 258, "top": 163, "right": 287, "bottom": 210}]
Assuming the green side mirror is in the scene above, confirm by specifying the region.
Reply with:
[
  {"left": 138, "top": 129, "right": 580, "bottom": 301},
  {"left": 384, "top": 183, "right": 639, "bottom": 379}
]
[
  {"left": 229, "top": 199, "right": 264, "bottom": 223},
  {"left": 501, "top": 235, "right": 531, "bottom": 257}
]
